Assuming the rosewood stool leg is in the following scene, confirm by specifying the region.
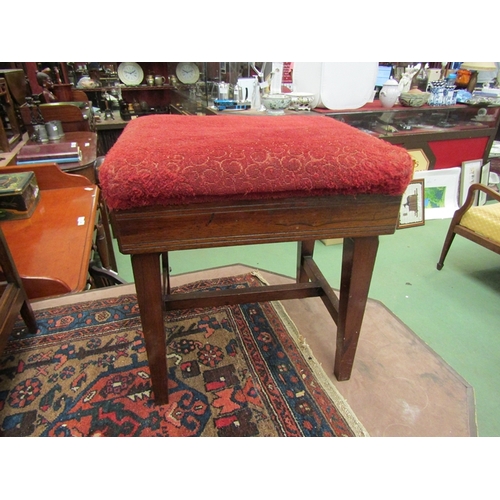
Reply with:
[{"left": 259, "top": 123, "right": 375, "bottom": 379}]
[
  {"left": 297, "top": 240, "right": 315, "bottom": 283},
  {"left": 131, "top": 253, "right": 169, "bottom": 404},
  {"left": 335, "top": 236, "right": 379, "bottom": 381},
  {"left": 161, "top": 252, "right": 171, "bottom": 296}
]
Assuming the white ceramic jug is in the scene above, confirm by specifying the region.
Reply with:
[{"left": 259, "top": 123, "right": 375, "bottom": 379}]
[
  {"left": 379, "top": 77, "right": 400, "bottom": 108},
  {"left": 237, "top": 77, "right": 255, "bottom": 103}
]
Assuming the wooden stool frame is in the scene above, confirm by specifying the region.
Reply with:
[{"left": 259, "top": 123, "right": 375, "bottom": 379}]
[{"left": 110, "top": 192, "right": 402, "bottom": 405}]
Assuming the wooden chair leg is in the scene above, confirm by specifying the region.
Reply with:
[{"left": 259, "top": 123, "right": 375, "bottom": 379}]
[
  {"left": 335, "top": 236, "right": 379, "bottom": 381},
  {"left": 95, "top": 222, "right": 111, "bottom": 269},
  {"left": 437, "top": 223, "right": 458, "bottom": 270},
  {"left": 131, "top": 253, "right": 169, "bottom": 405},
  {"left": 98, "top": 198, "right": 117, "bottom": 271},
  {"left": 0, "top": 228, "right": 37, "bottom": 356},
  {"left": 19, "top": 300, "right": 38, "bottom": 334}
]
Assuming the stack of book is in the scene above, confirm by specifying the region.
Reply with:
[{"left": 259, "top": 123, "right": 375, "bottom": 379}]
[{"left": 17, "top": 142, "right": 82, "bottom": 165}]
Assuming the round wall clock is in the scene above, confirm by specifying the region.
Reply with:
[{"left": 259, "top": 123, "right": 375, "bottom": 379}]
[
  {"left": 117, "top": 62, "right": 144, "bottom": 86},
  {"left": 176, "top": 62, "right": 200, "bottom": 84}
]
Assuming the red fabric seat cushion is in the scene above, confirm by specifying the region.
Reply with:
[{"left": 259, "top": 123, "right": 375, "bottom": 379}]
[{"left": 100, "top": 114, "right": 413, "bottom": 210}]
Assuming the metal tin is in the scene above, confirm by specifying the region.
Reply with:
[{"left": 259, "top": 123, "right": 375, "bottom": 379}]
[{"left": 0, "top": 171, "right": 40, "bottom": 220}]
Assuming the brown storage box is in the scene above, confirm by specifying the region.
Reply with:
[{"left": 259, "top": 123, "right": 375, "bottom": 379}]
[{"left": 0, "top": 171, "right": 40, "bottom": 220}]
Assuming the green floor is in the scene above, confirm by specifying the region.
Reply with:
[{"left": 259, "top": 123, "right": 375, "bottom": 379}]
[{"left": 113, "top": 218, "right": 500, "bottom": 436}]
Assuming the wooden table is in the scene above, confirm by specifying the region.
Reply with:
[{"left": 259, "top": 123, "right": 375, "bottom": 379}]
[
  {"left": 53, "top": 131, "right": 98, "bottom": 183},
  {"left": 5, "top": 131, "right": 117, "bottom": 271},
  {"left": 0, "top": 164, "right": 99, "bottom": 300},
  {"left": 33, "top": 132, "right": 97, "bottom": 183},
  {"left": 6, "top": 131, "right": 99, "bottom": 183}
]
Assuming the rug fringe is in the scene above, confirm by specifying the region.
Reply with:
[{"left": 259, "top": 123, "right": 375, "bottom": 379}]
[{"left": 250, "top": 270, "right": 369, "bottom": 437}]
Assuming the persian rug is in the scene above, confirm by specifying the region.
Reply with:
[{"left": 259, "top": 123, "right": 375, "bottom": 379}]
[{"left": 0, "top": 273, "right": 367, "bottom": 437}]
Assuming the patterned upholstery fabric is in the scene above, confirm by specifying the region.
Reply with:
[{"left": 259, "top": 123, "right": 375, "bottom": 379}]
[
  {"left": 461, "top": 203, "right": 500, "bottom": 244},
  {"left": 100, "top": 114, "right": 413, "bottom": 210}
]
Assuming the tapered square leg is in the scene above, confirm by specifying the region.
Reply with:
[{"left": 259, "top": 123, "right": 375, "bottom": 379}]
[
  {"left": 297, "top": 240, "right": 315, "bottom": 283},
  {"left": 335, "top": 236, "right": 379, "bottom": 380},
  {"left": 131, "top": 253, "right": 169, "bottom": 405}
]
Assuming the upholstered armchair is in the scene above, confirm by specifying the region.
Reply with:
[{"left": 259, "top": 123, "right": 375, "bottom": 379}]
[{"left": 437, "top": 183, "right": 500, "bottom": 270}]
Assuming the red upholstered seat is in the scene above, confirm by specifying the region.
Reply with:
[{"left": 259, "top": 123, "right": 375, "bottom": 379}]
[{"left": 100, "top": 114, "right": 413, "bottom": 210}]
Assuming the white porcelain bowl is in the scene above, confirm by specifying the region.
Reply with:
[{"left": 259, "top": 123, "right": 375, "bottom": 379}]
[
  {"left": 288, "top": 92, "right": 315, "bottom": 111},
  {"left": 261, "top": 93, "right": 291, "bottom": 115}
]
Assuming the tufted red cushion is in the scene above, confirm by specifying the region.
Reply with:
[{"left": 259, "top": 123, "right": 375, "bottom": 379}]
[{"left": 100, "top": 114, "right": 413, "bottom": 210}]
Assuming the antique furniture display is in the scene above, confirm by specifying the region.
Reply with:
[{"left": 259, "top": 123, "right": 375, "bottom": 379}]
[
  {"left": 0, "top": 225, "right": 37, "bottom": 357},
  {"left": 0, "top": 69, "right": 27, "bottom": 109},
  {"left": 326, "top": 103, "right": 500, "bottom": 170},
  {"left": 0, "top": 78, "right": 23, "bottom": 153},
  {"left": 100, "top": 114, "right": 413, "bottom": 405},
  {"left": 9, "top": 133, "right": 116, "bottom": 272},
  {"left": 437, "top": 183, "right": 500, "bottom": 270},
  {"left": 88, "top": 260, "right": 127, "bottom": 288},
  {"left": 70, "top": 89, "right": 90, "bottom": 102},
  {"left": 0, "top": 68, "right": 27, "bottom": 139},
  {"left": 0, "top": 163, "right": 99, "bottom": 300},
  {"left": 92, "top": 155, "right": 117, "bottom": 272},
  {"left": 19, "top": 102, "right": 94, "bottom": 138}
]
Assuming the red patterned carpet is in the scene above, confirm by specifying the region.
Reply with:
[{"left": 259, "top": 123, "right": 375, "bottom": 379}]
[{"left": 0, "top": 273, "right": 366, "bottom": 437}]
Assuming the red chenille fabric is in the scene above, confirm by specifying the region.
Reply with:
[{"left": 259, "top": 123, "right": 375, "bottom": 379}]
[{"left": 100, "top": 114, "right": 413, "bottom": 210}]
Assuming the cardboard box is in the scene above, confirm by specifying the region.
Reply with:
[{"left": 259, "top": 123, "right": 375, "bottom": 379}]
[{"left": 0, "top": 171, "right": 40, "bottom": 220}]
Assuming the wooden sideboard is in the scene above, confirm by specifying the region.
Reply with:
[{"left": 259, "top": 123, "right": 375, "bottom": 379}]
[{"left": 0, "top": 164, "right": 99, "bottom": 300}]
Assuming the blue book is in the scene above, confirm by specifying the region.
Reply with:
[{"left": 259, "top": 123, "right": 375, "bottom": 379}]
[{"left": 17, "top": 156, "right": 80, "bottom": 165}]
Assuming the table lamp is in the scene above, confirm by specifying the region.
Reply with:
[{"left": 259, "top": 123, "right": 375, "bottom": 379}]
[{"left": 460, "top": 62, "right": 498, "bottom": 91}]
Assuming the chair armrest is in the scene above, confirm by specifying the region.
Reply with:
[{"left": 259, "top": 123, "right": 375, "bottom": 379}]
[
  {"left": 466, "top": 183, "right": 500, "bottom": 206},
  {"left": 450, "top": 183, "right": 499, "bottom": 223}
]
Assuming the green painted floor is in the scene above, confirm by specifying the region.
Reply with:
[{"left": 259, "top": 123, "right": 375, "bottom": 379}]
[{"left": 112, "top": 218, "right": 500, "bottom": 436}]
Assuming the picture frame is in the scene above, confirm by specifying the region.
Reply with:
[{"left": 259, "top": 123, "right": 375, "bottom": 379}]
[
  {"left": 398, "top": 179, "right": 425, "bottom": 228},
  {"left": 460, "top": 159, "right": 483, "bottom": 206},
  {"left": 413, "top": 167, "right": 461, "bottom": 220},
  {"left": 407, "top": 148, "right": 430, "bottom": 172},
  {"left": 478, "top": 161, "right": 491, "bottom": 206}
]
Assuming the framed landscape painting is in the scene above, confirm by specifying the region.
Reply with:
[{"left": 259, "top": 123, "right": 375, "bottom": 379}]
[{"left": 413, "top": 167, "right": 461, "bottom": 220}]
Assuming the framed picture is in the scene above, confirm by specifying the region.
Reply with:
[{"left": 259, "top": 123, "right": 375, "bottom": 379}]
[
  {"left": 478, "top": 161, "right": 491, "bottom": 206},
  {"left": 460, "top": 159, "right": 482, "bottom": 206},
  {"left": 413, "top": 167, "right": 461, "bottom": 220},
  {"left": 407, "top": 148, "right": 430, "bottom": 172},
  {"left": 398, "top": 179, "right": 425, "bottom": 228}
]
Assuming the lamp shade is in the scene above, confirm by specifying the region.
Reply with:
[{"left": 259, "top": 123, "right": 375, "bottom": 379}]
[{"left": 460, "top": 62, "right": 497, "bottom": 71}]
